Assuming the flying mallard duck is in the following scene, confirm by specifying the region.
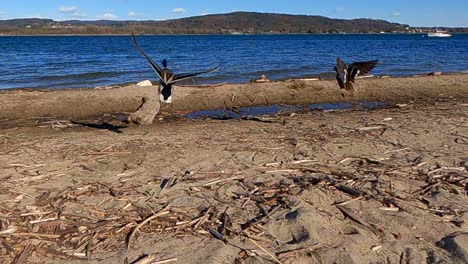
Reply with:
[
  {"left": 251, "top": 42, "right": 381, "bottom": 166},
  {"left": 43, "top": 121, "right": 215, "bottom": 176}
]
[
  {"left": 131, "top": 33, "right": 220, "bottom": 103},
  {"left": 334, "top": 58, "right": 378, "bottom": 95}
]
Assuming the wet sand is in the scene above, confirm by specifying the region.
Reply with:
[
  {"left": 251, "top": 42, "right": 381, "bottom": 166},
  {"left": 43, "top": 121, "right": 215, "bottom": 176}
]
[
  {"left": 0, "top": 75, "right": 467, "bottom": 263},
  {"left": 0, "top": 74, "right": 467, "bottom": 120}
]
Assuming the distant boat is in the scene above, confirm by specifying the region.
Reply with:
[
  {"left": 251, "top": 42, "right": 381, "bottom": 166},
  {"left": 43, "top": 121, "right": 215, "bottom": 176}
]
[{"left": 428, "top": 29, "right": 452, "bottom": 38}]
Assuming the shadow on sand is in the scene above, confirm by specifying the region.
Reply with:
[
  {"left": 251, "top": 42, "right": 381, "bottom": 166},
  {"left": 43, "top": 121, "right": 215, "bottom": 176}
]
[{"left": 71, "top": 120, "right": 128, "bottom": 134}]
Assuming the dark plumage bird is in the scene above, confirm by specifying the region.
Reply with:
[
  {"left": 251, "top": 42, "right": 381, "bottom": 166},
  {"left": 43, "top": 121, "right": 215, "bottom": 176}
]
[
  {"left": 131, "top": 33, "right": 220, "bottom": 103},
  {"left": 334, "top": 58, "right": 378, "bottom": 95}
]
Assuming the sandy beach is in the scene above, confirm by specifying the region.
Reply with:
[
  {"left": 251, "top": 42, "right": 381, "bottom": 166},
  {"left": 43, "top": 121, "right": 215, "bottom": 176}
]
[
  {"left": 1, "top": 74, "right": 467, "bottom": 120},
  {"left": 0, "top": 74, "right": 467, "bottom": 263}
]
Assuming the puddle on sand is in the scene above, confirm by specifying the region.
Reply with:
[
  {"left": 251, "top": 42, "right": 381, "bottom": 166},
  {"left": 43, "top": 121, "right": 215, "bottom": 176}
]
[
  {"left": 186, "top": 101, "right": 390, "bottom": 120},
  {"left": 309, "top": 101, "right": 388, "bottom": 110},
  {"left": 186, "top": 105, "right": 302, "bottom": 119}
]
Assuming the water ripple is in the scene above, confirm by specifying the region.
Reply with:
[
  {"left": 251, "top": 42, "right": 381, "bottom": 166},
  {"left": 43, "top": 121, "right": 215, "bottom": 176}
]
[{"left": 0, "top": 34, "right": 467, "bottom": 89}]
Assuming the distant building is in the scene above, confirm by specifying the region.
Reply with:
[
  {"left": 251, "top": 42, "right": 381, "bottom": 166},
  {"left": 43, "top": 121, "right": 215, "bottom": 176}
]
[{"left": 25, "top": 25, "right": 32, "bottom": 28}]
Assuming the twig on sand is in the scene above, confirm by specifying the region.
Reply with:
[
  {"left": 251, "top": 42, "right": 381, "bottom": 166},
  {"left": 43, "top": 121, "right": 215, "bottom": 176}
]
[
  {"left": 0, "top": 232, "right": 61, "bottom": 239},
  {"left": 0, "top": 227, "right": 17, "bottom": 235},
  {"left": 336, "top": 205, "right": 381, "bottom": 236},
  {"left": 277, "top": 244, "right": 320, "bottom": 259},
  {"left": 335, "top": 185, "right": 363, "bottom": 197},
  {"left": 335, "top": 196, "right": 364, "bottom": 206},
  {"left": 264, "top": 169, "right": 300, "bottom": 174},
  {"left": 384, "top": 147, "right": 411, "bottom": 154},
  {"left": 291, "top": 159, "right": 320, "bottom": 164},
  {"left": 131, "top": 255, "right": 177, "bottom": 264},
  {"left": 43, "top": 248, "right": 88, "bottom": 260},
  {"left": 29, "top": 217, "right": 58, "bottom": 224},
  {"left": 153, "top": 258, "right": 178, "bottom": 264},
  {"left": 249, "top": 239, "right": 282, "bottom": 264},
  {"left": 379, "top": 207, "right": 399, "bottom": 212},
  {"left": 202, "top": 177, "right": 240, "bottom": 186},
  {"left": 240, "top": 116, "right": 279, "bottom": 123},
  {"left": 7, "top": 163, "right": 47, "bottom": 168},
  {"left": 20, "top": 211, "right": 54, "bottom": 217},
  {"left": 131, "top": 255, "right": 157, "bottom": 264},
  {"left": 14, "top": 243, "right": 34, "bottom": 264},
  {"left": 357, "top": 126, "right": 386, "bottom": 131},
  {"left": 13, "top": 173, "right": 66, "bottom": 182},
  {"left": 127, "top": 211, "right": 170, "bottom": 249},
  {"left": 242, "top": 231, "right": 274, "bottom": 243},
  {"left": 194, "top": 207, "right": 212, "bottom": 229}
]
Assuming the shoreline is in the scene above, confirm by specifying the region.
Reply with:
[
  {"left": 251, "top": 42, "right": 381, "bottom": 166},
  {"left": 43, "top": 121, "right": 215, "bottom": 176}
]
[
  {"left": 1, "top": 71, "right": 467, "bottom": 92},
  {"left": 0, "top": 73, "right": 467, "bottom": 121},
  {"left": 2, "top": 32, "right": 468, "bottom": 37}
]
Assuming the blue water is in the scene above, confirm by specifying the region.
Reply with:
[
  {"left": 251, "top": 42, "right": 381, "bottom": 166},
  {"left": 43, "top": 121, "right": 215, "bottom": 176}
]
[{"left": 0, "top": 34, "right": 467, "bottom": 90}]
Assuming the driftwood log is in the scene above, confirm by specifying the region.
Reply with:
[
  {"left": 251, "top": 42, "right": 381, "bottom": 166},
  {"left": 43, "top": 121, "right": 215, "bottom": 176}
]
[
  {"left": 128, "top": 96, "right": 161, "bottom": 125},
  {"left": 127, "top": 81, "right": 160, "bottom": 125}
]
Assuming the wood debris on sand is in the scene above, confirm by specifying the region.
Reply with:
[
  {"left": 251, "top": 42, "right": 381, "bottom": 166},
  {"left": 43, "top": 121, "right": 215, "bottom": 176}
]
[{"left": 0, "top": 98, "right": 467, "bottom": 263}]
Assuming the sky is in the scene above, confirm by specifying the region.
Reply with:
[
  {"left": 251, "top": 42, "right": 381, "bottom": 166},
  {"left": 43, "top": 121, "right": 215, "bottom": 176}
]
[{"left": 0, "top": 0, "right": 467, "bottom": 27}]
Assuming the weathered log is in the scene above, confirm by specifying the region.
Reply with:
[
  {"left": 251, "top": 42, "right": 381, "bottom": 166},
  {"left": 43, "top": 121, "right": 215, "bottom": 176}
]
[{"left": 128, "top": 96, "right": 161, "bottom": 125}]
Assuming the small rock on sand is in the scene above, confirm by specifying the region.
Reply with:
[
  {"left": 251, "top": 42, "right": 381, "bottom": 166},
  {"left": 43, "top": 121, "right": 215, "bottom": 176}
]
[
  {"left": 438, "top": 233, "right": 468, "bottom": 263},
  {"left": 429, "top": 71, "right": 443, "bottom": 76},
  {"left": 137, "top": 80, "right": 153, "bottom": 86}
]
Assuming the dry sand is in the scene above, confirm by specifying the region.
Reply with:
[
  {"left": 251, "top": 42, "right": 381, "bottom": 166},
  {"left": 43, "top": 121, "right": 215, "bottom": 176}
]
[{"left": 0, "top": 75, "right": 467, "bottom": 264}]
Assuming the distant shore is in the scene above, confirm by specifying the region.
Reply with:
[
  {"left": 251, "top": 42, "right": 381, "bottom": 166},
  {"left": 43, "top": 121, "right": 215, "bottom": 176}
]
[{"left": 2, "top": 32, "right": 468, "bottom": 37}]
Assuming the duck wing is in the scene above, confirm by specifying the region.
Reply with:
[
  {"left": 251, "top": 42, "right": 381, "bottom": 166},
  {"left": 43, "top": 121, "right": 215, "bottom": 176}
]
[
  {"left": 170, "top": 65, "right": 221, "bottom": 84},
  {"left": 334, "top": 57, "right": 347, "bottom": 89},
  {"left": 131, "top": 33, "right": 165, "bottom": 83},
  {"left": 347, "top": 60, "right": 378, "bottom": 82}
]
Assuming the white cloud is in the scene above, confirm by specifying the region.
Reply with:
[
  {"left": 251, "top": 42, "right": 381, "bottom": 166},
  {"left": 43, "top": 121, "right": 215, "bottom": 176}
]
[
  {"left": 335, "top": 6, "right": 345, "bottom": 12},
  {"left": 99, "top": 13, "right": 117, "bottom": 19},
  {"left": 171, "top": 8, "right": 186, "bottom": 14},
  {"left": 128, "top": 11, "right": 138, "bottom": 17},
  {"left": 0, "top": 11, "right": 6, "bottom": 17},
  {"left": 59, "top": 6, "right": 78, "bottom": 13},
  {"left": 201, "top": 12, "right": 210, "bottom": 16},
  {"left": 392, "top": 12, "right": 401, "bottom": 17}
]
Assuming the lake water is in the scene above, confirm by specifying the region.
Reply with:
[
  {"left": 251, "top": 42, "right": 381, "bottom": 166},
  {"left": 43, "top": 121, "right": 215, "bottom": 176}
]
[{"left": 0, "top": 34, "right": 467, "bottom": 89}]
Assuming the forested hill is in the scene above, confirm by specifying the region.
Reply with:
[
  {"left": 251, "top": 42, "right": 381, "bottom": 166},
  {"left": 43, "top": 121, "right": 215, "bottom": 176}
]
[{"left": 0, "top": 12, "right": 464, "bottom": 35}]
